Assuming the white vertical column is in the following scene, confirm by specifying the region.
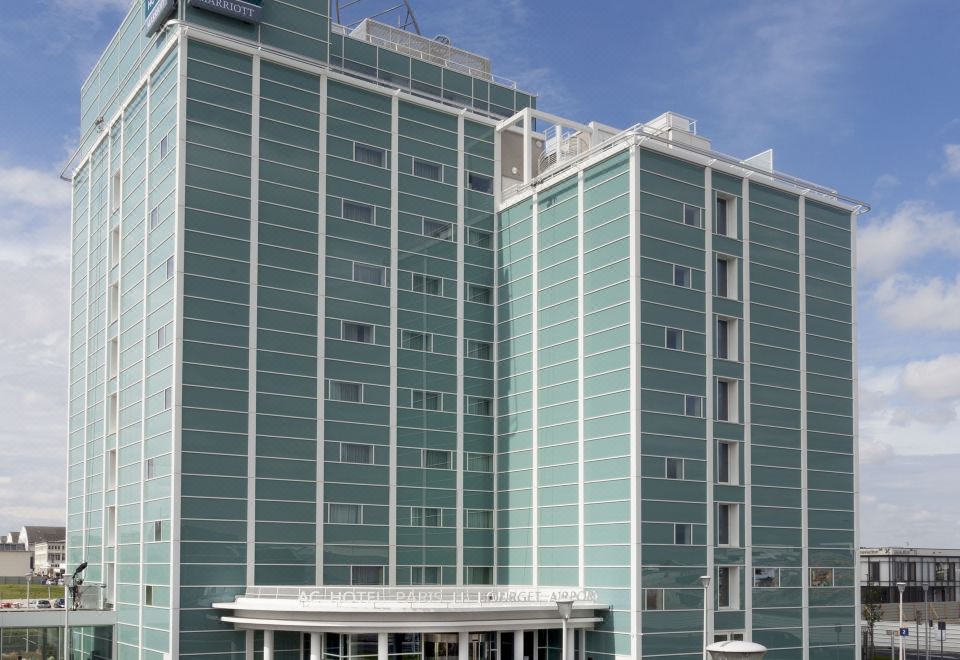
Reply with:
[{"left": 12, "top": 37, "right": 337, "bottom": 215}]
[
  {"left": 850, "top": 206, "right": 862, "bottom": 660},
  {"left": 578, "top": 628, "right": 586, "bottom": 660},
  {"left": 576, "top": 170, "right": 585, "bottom": 591},
  {"left": 703, "top": 167, "right": 715, "bottom": 645},
  {"left": 378, "top": 632, "right": 388, "bottom": 660},
  {"left": 316, "top": 72, "right": 329, "bottom": 587},
  {"left": 263, "top": 629, "right": 274, "bottom": 660},
  {"left": 522, "top": 108, "right": 532, "bottom": 185},
  {"left": 628, "top": 143, "right": 643, "bottom": 659},
  {"left": 309, "top": 632, "right": 322, "bottom": 660},
  {"left": 565, "top": 626, "right": 575, "bottom": 660},
  {"left": 459, "top": 631, "right": 469, "bottom": 660},
  {"left": 388, "top": 91, "right": 400, "bottom": 585},
  {"left": 798, "top": 195, "right": 809, "bottom": 657},
  {"left": 514, "top": 630, "right": 524, "bottom": 660},
  {"left": 456, "top": 111, "right": 466, "bottom": 585},
  {"left": 530, "top": 190, "right": 540, "bottom": 587},
  {"left": 741, "top": 177, "right": 753, "bottom": 636}
]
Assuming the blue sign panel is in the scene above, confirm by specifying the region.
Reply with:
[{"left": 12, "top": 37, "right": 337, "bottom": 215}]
[
  {"left": 144, "top": 0, "right": 176, "bottom": 35},
  {"left": 900, "top": 628, "right": 909, "bottom": 637},
  {"left": 188, "top": 0, "right": 263, "bottom": 23}
]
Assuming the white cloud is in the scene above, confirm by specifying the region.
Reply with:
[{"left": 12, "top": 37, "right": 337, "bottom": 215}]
[
  {"left": 857, "top": 201, "right": 960, "bottom": 282},
  {"left": 858, "top": 437, "right": 894, "bottom": 465},
  {"left": 901, "top": 354, "right": 960, "bottom": 400},
  {"left": 929, "top": 143, "right": 960, "bottom": 184},
  {"left": 872, "top": 274, "right": 960, "bottom": 331}
]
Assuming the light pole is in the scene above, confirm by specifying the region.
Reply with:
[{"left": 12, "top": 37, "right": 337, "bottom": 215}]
[
  {"left": 898, "top": 582, "right": 907, "bottom": 660},
  {"left": 25, "top": 572, "right": 32, "bottom": 608},
  {"left": 24, "top": 572, "right": 32, "bottom": 653},
  {"left": 556, "top": 600, "right": 574, "bottom": 660},
  {"left": 64, "top": 561, "right": 88, "bottom": 660},
  {"left": 700, "top": 575, "right": 712, "bottom": 660},
  {"left": 923, "top": 584, "right": 929, "bottom": 660}
]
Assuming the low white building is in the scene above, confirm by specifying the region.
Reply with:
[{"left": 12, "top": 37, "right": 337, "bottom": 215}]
[
  {"left": 33, "top": 540, "right": 65, "bottom": 577},
  {"left": 861, "top": 547, "right": 960, "bottom": 614}
]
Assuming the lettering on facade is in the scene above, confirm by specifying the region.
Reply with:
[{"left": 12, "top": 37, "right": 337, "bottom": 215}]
[
  {"left": 144, "top": 0, "right": 176, "bottom": 35},
  {"left": 295, "top": 589, "right": 600, "bottom": 607},
  {"left": 187, "top": 0, "right": 263, "bottom": 23}
]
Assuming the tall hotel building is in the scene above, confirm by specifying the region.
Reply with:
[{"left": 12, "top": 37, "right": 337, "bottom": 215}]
[{"left": 66, "top": 1, "right": 866, "bottom": 659}]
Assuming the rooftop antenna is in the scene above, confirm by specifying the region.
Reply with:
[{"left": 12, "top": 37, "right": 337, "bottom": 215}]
[{"left": 335, "top": 0, "right": 421, "bottom": 34}]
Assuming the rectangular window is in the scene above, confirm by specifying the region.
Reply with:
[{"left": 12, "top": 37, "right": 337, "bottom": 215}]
[
  {"left": 810, "top": 568, "right": 834, "bottom": 587},
  {"left": 328, "top": 503, "right": 361, "bottom": 524},
  {"left": 466, "top": 227, "right": 492, "bottom": 248},
  {"left": 153, "top": 520, "right": 163, "bottom": 543},
  {"left": 165, "top": 256, "right": 174, "bottom": 279},
  {"left": 411, "top": 566, "right": 441, "bottom": 585},
  {"left": 683, "top": 204, "right": 701, "bottom": 227},
  {"left": 163, "top": 387, "right": 172, "bottom": 410},
  {"left": 159, "top": 135, "right": 170, "bottom": 160},
  {"left": 717, "top": 379, "right": 738, "bottom": 422},
  {"left": 400, "top": 330, "right": 433, "bottom": 352},
  {"left": 666, "top": 457, "right": 683, "bottom": 480},
  {"left": 716, "top": 318, "right": 730, "bottom": 359},
  {"left": 935, "top": 562, "right": 953, "bottom": 581},
  {"left": 144, "top": 585, "right": 153, "bottom": 606},
  {"left": 674, "top": 523, "right": 692, "bottom": 545},
  {"left": 464, "top": 566, "right": 492, "bottom": 585},
  {"left": 340, "top": 443, "right": 373, "bottom": 464},
  {"left": 411, "top": 390, "right": 442, "bottom": 411},
  {"left": 353, "top": 262, "right": 387, "bottom": 286},
  {"left": 155, "top": 325, "right": 166, "bottom": 350},
  {"left": 466, "top": 396, "right": 492, "bottom": 416},
  {"left": 868, "top": 562, "right": 880, "bottom": 582},
  {"left": 465, "top": 510, "right": 493, "bottom": 529},
  {"left": 144, "top": 458, "right": 156, "bottom": 480},
  {"left": 718, "top": 503, "right": 738, "bottom": 546},
  {"left": 423, "top": 218, "right": 453, "bottom": 240},
  {"left": 714, "top": 633, "right": 745, "bottom": 643},
  {"left": 342, "top": 321, "right": 375, "bottom": 344},
  {"left": 715, "top": 197, "right": 728, "bottom": 236},
  {"left": 149, "top": 206, "right": 160, "bottom": 231},
  {"left": 328, "top": 380, "right": 362, "bottom": 403},
  {"left": 467, "top": 284, "right": 492, "bottom": 304},
  {"left": 413, "top": 158, "right": 442, "bottom": 181},
  {"left": 354, "top": 144, "right": 386, "bottom": 167},
  {"left": 410, "top": 507, "right": 441, "bottom": 527},
  {"left": 715, "top": 194, "right": 736, "bottom": 238},
  {"left": 716, "top": 256, "right": 737, "bottom": 299},
  {"left": 718, "top": 567, "right": 739, "bottom": 609},
  {"left": 111, "top": 172, "right": 121, "bottom": 213},
  {"left": 673, "top": 265, "right": 691, "bottom": 287},
  {"left": 343, "top": 200, "right": 374, "bottom": 224},
  {"left": 466, "top": 340, "right": 492, "bottom": 360},
  {"left": 684, "top": 395, "right": 703, "bottom": 418},
  {"left": 423, "top": 449, "right": 452, "bottom": 470},
  {"left": 666, "top": 328, "right": 683, "bottom": 350},
  {"left": 644, "top": 589, "right": 663, "bottom": 610},
  {"left": 468, "top": 172, "right": 493, "bottom": 193},
  {"left": 351, "top": 566, "right": 384, "bottom": 585},
  {"left": 465, "top": 452, "right": 493, "bottom": 472},
  {"left": 754, "top": 568, "right": 780, "bottom": 588},
  {"left": 717, "top": 441, "right": 738, "bottom": 484},
  {"left": 412, "top": 273, "right": 442, "bottom": 295},
  {"left": 716, "top": 257, "right": 729, "bottom": 298}
]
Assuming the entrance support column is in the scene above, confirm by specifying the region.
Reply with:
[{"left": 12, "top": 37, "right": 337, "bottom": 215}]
[
  {"left": 578, "top": 629, "right": 586, "bottom": 660},
  {"left": 564, "top": 626, "right": 575, "bottom": 660},
  {"left": 309, "top": 632, "right": 322, "bottom": 660},
  {"left": 263, "top": 630, "right": 274, "bottom": 660},
  {"left": 459, "top": 631, "right": 469, "bottom": 660},
  {"left": 514, "top": 630, "right": 524, "bottom": 660},
  {"left": 378, "top": 632, "right": 388, "bottom": 660}
]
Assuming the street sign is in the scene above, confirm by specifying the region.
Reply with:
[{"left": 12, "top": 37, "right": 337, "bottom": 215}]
[
  {"left": 900, "top": 628, "right": 910, "bottom": 636},
  {"left": 938, "top": 621, "right": 946, "bottom": 631}
]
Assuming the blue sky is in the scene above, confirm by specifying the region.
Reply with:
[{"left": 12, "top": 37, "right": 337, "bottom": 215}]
[{"left": 1, "top": 0, "right": 957, "bottom": 547}]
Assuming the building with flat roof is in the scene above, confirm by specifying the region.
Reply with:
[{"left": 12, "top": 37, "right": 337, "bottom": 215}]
[{"left": 65, "top": 1, "right": 866, "bottom": 659}]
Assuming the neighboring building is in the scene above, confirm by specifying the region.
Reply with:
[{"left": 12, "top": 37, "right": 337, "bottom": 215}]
[
  {"left": 18, "top": 526, "right": 66, "bottom": 551},
  {"left": 0, "top": 548, "right": 33, "bottom": 578},
  {"left": 1, "top": 532, "right": 21, "bottom": 545},
  {"left": 66, "top": 2, "right": 865, "bottom": 660},
  {"left": 861, "top": 547, "right": 960, "bottom": 604},
  {"left": 34, "top": 540, "right": 66, "bottom": 577}
]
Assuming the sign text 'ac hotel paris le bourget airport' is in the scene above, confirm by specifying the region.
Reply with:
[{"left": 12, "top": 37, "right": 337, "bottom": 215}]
[{"left": 145, "top": 0, "right": 263, "bottom": 35}]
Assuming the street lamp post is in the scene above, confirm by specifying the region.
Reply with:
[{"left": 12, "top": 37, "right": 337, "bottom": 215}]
[
  {"left": 64, "top": 562, "right": 88, "bottom": 660},
  {"left": 24, "top": 572, "right": 32, "bottom": 653},
  {"left": 556, "top": 600, "right": 574, "bottom": 660},
  {"left": 923, "top": 584, "right": 929, "bottom": 660},
  {"left": 898, "top": 582, "right": 907, "bottom": 660},
  {"left": 700, "top": 575, "right": 712, "bottom": 660}
]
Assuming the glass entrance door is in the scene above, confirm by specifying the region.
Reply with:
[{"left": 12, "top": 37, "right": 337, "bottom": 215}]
[{"left": 423, "top": 633, "right": 459, "bottom": 659}]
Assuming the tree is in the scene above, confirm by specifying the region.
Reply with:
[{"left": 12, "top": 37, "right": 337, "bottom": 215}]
[{"left": 863, "top": 587, "right": 884, "bottom": 660}]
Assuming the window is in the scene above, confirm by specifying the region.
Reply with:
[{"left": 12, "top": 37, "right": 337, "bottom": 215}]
[
  {"left": 351, "top": 566, "right": 384, "bottom": 585},
  {"left": 413, "top": 158, "right": 442, "bottom": 181},
  {"left": 666, "top": 458, "right": 683, "bottom": 480},
  {"left": 716, "top": 256, "right": 737, "bottom": 299},
  {"left": 666, "top": 328, "right": 683, "bottom": 350},
  {"left": 165, "top": 256, "right": 174, "bottom": 279},
  {"left": 717, "top": 441, "right": 738, "bottom": 485},
  {"left": 411, "top": 566, "right": 441, "bottom": 585},
  {"left": 159, "top": 135, "right": 170, "bottom": 159},
  {"left": 714, "top": 633, "right": 745, "bottom": 643},
  {"left": 673, "top": 265, "right": 691, "bottom": 287},
  {"left": 716, "top": 379, "right": 738, "bottom": 422},
  {"left": 423, "top": 449, "right": 452, "bottom": 470},
  {"left": 400, "top": 330, "right": 433, "bottom": 352},
  {"left": 328, "top": 503, "right": 361, "bottom": 524},
  {"left": 674, "top": 523, "right": 692, "bottom": 545},
  {"left": 683, "top": 204, "right": 701, "bottom": 227},
  {"left": 423, "top": 218, "right": 453, "bottom": 241},
  {"left": 411, "top": 390, "right": 441, "bottom": 411},
  {"left": 144, "top": 585, "right": 154, "bottom": 606},
  {"left": 466, "top": 227, "right": 492, "bottom": 248},
  {"left": 684, "top": 395, "right": 703, "bottom": 418},
  {"left": 810, "top": 568, "right": 834, "bottom": 587},
  {"left": 329, "top": 380, "right": 362, "bottom": 403},
  {"left": 718, "top": 567, "right": 739, "bottom": 609},
  {"left": 343, "top": 200, "right": 374, "bottom": 224},
  {"left": 342, "top": 321, "right": 374, "bottom": 344},
  {"left": 106, "top": 450, "right": 117, "bottom": 491},
  {"left": 145, "top": 458, "right": 156, "bottom": 480},
  {"left": 467, "top": 284, "right": 492, "bottom": 304},
  {"left": 466, "top": 340, "right": 492, "bottom": 360},
  {"left": 716, "top": 317, "right": 738, "bottom": 360},
  {"left": 754, "top": 568, "right": 780, "bottom": 588},
  {"left": 340, "top": 442, "right": 373, "bottom": 464},
  {"left": 468, "top": 172, "right": 493, "bottom": 194},
  {"left": 465, "top": 452, "right": 493, "bottom": 472},
  {"left": 412, "top": 273, "right": 442, "bottom": 295},
  {"left": 410, "top": 507, "right": 441, "bottom": 527},
  {"left": 163, "top": 387, "right": 172, "bottom": 410},
  {"left": 644, "top": 589, "right": 663, "bottom": 610},
  {"left": 110, "top": 227, "right": 120, "bottom": 266},
  {"left": 867, "top": 562, "right": 881, "bottom": 582},
  {"left": 466, "top": 396, "right": 492, "bottom": 416},
  {"left": 464, "top": 566, "right": 492, "bottom": 585},
  {"left": 465, "top": 510, "right": 493, "bottom": 529},
  {"left": 354, "top": 144, "right": 386, "bottom": 167},
  {"left": 111, "top": 172, "right": 121, "bottom": 213},
  {"left": 353, "top": 263, "right": 387, "bottom": 286},
  {"left": 935, "top": 562, "right": 954, "bottom": 581},
  {"left": 153, "top": 520, "right": 164, "bottom": 543},
  {"left": 718, "top": 503, "right": 738, "bottom": 546},
  {"left": 715, "top": 194, "right": 736, "bottom": 238}
]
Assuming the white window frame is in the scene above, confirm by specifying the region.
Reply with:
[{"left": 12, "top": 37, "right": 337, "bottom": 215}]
[
  {"left": 714, "top": 193, "right": 737, "bottom": 239},
  {"left": 717, "top": 440, "right": 739, "bottom": 485}
]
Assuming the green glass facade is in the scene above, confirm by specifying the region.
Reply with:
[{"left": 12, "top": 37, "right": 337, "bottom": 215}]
[{"left": 67, "top": 2, "right": 859, "bottom": 660}]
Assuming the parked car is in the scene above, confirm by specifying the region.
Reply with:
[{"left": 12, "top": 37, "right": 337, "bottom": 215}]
[
  {"left": 53, "top": 598, "right": 65, "bottom": 609},
  {"left": 0, "top": 602, "right": 11, "bottom": 608},
  {"left": 36, "top": 600, "right": 51, "bottom": 609}
]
